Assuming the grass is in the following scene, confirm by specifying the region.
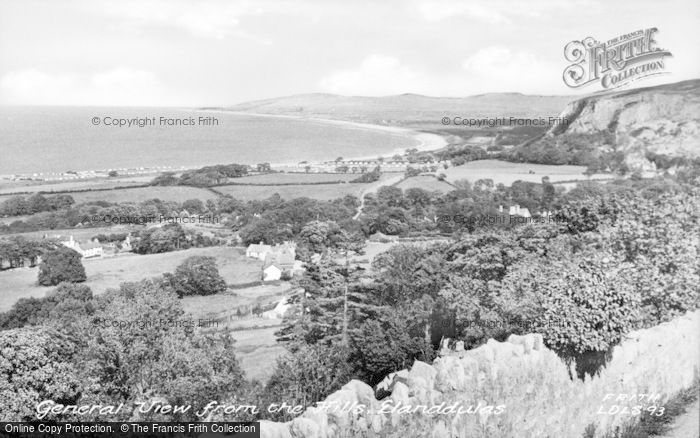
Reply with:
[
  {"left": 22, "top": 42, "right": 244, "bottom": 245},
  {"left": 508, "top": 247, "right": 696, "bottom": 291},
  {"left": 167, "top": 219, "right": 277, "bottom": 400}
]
[
  {"left": 182, "top": 282, "right": 292, "bottom": 382},
  {"left": 67, "top": 186, "right": 218, "bottom": 204},
  {"left": 231, "top": 172, "right": 361, "bottom": 184},
  {"left": 0, "top": 185, "right": 218, "bottom": 204},
  {"left": 214, "top": 183, "right": 366, "bottom": 201},
  {"left": 0, "top": 246, "right": 262, "bottom": 311},
  {"left": 584, "top": 382, "right": 700, "bottom": 438},
  {"left": 395, "top": 175, "right": 455, "bottom": 193},
  {"left": 442, "top": 159, "right": 612, "bottom": 186},
  {"left": 0, "top": 176, "right": 155, "bottom": 196}
]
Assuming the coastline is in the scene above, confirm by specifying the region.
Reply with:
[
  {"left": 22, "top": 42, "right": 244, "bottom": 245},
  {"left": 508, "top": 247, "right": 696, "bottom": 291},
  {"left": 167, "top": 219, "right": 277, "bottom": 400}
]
[
  {"left": 196, "top": 109, "right": 448, "bottom": 166},
  {"left": 2, "top": 110, "right": 449, "bottom": 180}
]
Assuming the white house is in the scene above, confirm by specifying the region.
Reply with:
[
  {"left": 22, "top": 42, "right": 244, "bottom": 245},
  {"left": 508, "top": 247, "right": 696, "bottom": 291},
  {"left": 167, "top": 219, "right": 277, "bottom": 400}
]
[
  {"left": 246, "top": 242, "right": 271, "bottom": 260},
  {"left": 61, "top": 236, "right": 103, "bottom": 258},
  {"left": 502, "top": 205, "right": 531, "bottom": 218},
  {"left": 262, "top": 245, "right": 304, "bottom": 281}
]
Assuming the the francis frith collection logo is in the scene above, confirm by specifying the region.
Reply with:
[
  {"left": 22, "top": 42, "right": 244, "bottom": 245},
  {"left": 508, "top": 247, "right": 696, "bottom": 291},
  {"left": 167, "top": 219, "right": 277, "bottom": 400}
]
[{"left": 563, "top": 28, "right": 672, "bottom": 90}]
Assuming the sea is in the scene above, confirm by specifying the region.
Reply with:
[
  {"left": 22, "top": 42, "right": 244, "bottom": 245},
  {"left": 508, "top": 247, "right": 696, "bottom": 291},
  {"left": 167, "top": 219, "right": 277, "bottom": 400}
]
[{"left": 0, "top": 106, "right": 418, "bottom": 175}]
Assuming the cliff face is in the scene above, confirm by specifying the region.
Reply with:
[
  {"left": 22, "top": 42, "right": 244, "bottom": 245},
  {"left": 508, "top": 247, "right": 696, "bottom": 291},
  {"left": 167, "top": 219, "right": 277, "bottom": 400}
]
[
  {"left": 549, "top": 79, "right": 700, "bottom": 170},
  {"left": 259, "top": 311, "right": 699, "bottom": 438}
]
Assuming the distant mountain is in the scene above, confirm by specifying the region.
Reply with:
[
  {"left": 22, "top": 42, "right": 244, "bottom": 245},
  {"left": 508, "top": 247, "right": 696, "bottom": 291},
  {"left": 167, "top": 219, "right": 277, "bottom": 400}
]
[
  {"left": 544, "top": 79, "right": 700, "bottom": 171},
  {"left": 222, "top": 92, "right": 572, "bottom": 128}
]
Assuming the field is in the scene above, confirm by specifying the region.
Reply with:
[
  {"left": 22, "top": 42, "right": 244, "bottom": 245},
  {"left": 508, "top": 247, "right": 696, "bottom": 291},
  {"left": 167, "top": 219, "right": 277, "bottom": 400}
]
[
  {"left": 395, "top": 175, "right": 455, "bottom": 193},
  {"left": 0, "top": 175, "right": 155, "bottom": 195},
  {"left": 68, "top": 186, "right": 218, "bottom": 204},
  {"left": 182, "top": 282, "right": 291, "bottom": 381},
  {"left": 442, "top": 160, "right": 612, "bottom": 186},
  {"left": 233, "top": 172, "right": 361, "bottom": 184},
  {"left": 0, "top": 185, "right": 217, "bottom": 205},
  {"left": 214, "top": 183, "right": 366, "bottom": 201},
  {"left": 0, "top": 246, "right": 261, "bottom": 311}
]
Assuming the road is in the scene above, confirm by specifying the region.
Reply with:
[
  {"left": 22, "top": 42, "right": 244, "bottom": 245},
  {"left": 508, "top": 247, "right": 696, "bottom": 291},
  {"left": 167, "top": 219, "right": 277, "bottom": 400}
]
[{"left": 353, "top": 174, "right": 404, "bottom": 220}]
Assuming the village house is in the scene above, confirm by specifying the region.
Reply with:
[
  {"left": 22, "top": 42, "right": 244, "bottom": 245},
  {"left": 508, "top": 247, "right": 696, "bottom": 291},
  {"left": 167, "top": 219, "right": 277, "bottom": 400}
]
[
  {"left": 246, "top": 241, "right": 296, "bottom": 261},
  {"left": 246, "top": 242, "right": 272, "bottom": 260},
  {"left": 262, "top": 245, "right": 303, "bottom": 281},
  {"left": 61, "top": 235, "right": 103, "bottom": 258},
  {"left": 498, "top": 204, "right": 532, "bottom": 218}
]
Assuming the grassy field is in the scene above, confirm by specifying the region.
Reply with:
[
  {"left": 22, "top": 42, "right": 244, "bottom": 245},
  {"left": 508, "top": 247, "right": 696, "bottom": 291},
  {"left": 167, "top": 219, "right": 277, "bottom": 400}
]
[
  {"left": 0, "top": 246, "right": 261, "bottom": 311},
  {"left": 0, "top": 185, "right": 217, "bottom": 205},
  {"left": 442, "top": 159, "right": 612, "bottom": 186},
  {"left": 182, "top": 282, "right": 292, "bottom": 382},
  {"left": 395, "top": 175, "right": 455, "bottom": 193},
  {"left": 67, "top": 186, "right": 218, "bottom": 204},
  {"left": 214, "top": 183, "right": 366, "bottom": 201},
  {"left": 232, "top": 172, "right": 360, "bottom": 184},
  {"left": 0, "top": 176, "right": 155, "bottom": 195}
]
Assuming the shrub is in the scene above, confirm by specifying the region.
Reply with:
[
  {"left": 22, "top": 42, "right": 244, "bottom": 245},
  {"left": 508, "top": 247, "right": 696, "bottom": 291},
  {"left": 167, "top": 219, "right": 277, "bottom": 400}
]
[
  {"left": 0, "top": 328, "right": 82, "bottom": 421},
  {"left": 37, "top": 247, "right": 86, "bottom": 286},
  {"left": 164, "top": 256, "right": 227, "bottom": 297}
]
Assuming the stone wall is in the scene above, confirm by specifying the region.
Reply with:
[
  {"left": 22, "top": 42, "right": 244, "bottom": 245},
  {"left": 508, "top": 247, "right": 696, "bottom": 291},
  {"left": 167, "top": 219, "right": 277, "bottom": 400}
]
[{"left": 260, "top": 311, "right": 699, "bottom": 438}]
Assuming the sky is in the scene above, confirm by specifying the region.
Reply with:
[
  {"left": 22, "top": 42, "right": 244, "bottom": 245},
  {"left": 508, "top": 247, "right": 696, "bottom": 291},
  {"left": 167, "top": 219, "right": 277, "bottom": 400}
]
[{"left": 0, "top": 0, "right": 698, "bottom": 106}]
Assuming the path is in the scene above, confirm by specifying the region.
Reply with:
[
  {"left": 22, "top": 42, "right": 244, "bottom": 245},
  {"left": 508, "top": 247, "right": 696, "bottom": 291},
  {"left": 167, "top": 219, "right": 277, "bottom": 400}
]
[
  {"left": 656, "top": 400, "right": 699, "bottom": 438},
  {"left": 353, "top": 174, "right": 404, "bottom": 220}
]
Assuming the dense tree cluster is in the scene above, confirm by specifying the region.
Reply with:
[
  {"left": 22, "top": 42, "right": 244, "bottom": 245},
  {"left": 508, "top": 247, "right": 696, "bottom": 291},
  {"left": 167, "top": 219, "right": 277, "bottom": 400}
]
[
  {"left": 0, "top": 280, "right": 245, "bottom": 422},
  {"left": 37, "top": 246, "right": 86, "bottom": 286},
  {"left": 151, "top": 163, "right": 249, "bottom": 187},
  {"left": 0, "top": 193, "right": 75, "bottom": 217},
  {"left": 0, "top": 236, "right": 57, "bottom": 269},
  {"left": 0, "top": 163, "right": 698, "bottom": 423},
  {"left": 163, "top": 256, "right": 227, "bottom": 297}
]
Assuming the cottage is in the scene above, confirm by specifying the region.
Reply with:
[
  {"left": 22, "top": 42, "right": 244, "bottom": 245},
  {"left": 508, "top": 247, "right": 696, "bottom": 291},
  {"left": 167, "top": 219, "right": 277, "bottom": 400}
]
[
  {"left": 61, "top": 236, "right": 103, "bottom": 258},
  {"left": 509, "top": 205, "right": 531, "bottom": 218},
  {"left": 261, "top": 244, "right": 305, "bottom": 281},
  {"left": 246, "top": 242, "right": 272, "bottom": 260},
  {"left": 499, "top": 204, "right": 531, "bottom": 218},
  {"left": 262, "top": 248, "right": 296, "bottom": 281}
]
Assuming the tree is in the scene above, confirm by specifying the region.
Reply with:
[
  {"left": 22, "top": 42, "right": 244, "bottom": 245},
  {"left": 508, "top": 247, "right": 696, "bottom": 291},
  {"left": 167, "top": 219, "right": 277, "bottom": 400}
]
[
  {"left": 164, "top": 256, "right": 227, "bottom": 297},
  {"left": 0, "top": 328, "right": 82, "bottom": 421},
  {"left": 350, "top": 311, "right": 434, "bottom": 386},
  {"left": 182, "top": 199, "right": 205, "bottom": 215},
  {"left": 0, "top": 283, "right": 94, "bottom": 330},
  {"left": 76, "top": 280, "right": 245, "bottom": 421},
  {"left": 261, "top": 343, "right": 352, "bottom": 421},
  {"left": 37, "top": 247, "right": 86, "bottom": 286}
]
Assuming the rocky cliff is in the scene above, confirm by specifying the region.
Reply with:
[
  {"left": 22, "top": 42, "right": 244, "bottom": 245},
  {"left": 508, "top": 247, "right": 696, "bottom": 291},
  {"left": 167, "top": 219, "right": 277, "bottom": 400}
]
[
  {"left": 548, "top": 79, "right": 700, "bottom": 171},
  {"left": 260, "top": 311, "right": 699, "bottom": 438}
]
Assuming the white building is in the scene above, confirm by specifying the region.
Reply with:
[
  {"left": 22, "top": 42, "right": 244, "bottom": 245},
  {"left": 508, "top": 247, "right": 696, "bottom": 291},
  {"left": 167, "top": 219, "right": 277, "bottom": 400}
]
[
  {"left": 246, "top": 242, "right": 272, "bottom": 260},
  {"left": 499, "top": 205, "right": 532, "bottom": 218},
  {"left": 61, "top": 236, "right": 103, "bottom": 258}
]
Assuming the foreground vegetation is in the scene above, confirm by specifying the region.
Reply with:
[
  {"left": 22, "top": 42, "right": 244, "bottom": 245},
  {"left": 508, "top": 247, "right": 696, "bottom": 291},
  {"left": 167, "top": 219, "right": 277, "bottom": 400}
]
[{"left": 1, "top": 161, "right": 698, "bottom": 425}]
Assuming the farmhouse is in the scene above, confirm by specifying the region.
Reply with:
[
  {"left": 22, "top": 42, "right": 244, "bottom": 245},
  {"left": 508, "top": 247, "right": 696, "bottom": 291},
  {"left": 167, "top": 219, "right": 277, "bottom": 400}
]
[
  {"left": 61, "top": 236, "right": 103, "bottom": 258},
  {"left": 498, "top": 204, "right": 532, "bottom": 218},
  {"left": 261, "top": 245, "right": 303, "bottom": 281},
  {"left": 246, "top": 242, "right": 271, "bottom": 260},
  {"left": 262, "top": 248, "right": 295, "bottom": 281}
]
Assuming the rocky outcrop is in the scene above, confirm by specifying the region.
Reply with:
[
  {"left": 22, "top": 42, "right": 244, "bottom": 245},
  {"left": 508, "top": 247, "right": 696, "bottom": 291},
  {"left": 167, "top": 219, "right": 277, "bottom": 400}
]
[
  {"left": 549, "top": 79, "right": 700, "bottom": 171},
  {"left": 261, "top": 311, "right": 699, "bottom": 438}
]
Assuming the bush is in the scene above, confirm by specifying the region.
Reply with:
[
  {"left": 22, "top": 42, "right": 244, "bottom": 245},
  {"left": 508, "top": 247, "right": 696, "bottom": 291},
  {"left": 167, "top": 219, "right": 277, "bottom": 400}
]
[
  {"left": 164, "top": 256, "right": 227, "bottom": 297},
  {"left": 0, "top": 328, "right": 82, "bottom": 421},
  {"left": 37, "top": 247, "right": 86, "bottom": 286}
]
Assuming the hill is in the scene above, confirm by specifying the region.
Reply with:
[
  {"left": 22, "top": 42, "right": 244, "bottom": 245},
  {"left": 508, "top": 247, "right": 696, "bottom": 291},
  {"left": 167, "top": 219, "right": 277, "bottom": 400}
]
[
  {"left": 507, "top": 79, "right": 700, "bottom": 172},
  {"left": 219, "top": 92, "right": 572, "bottom": 128}
]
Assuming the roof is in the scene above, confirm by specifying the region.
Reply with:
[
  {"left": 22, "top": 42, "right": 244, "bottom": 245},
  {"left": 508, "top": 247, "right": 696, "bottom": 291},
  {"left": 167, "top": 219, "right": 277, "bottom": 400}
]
[
  {"left": 264, "top": 251, "right": 295, "bottom": 269},
  {"left": 247, "top": 243, "right": 271, "bottom": 252},
  {"left": 81, "top": 241, "right": 102, "bottom": 250}
]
